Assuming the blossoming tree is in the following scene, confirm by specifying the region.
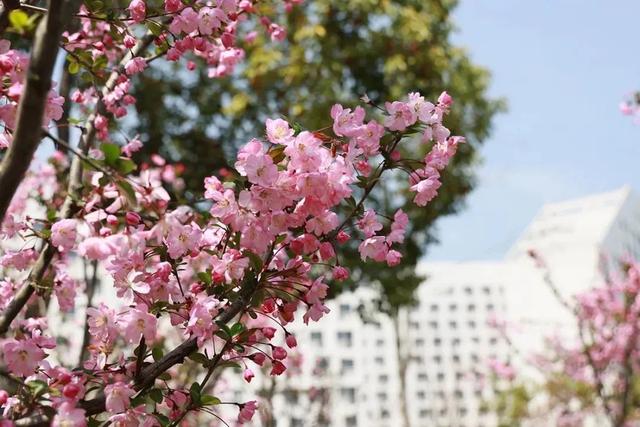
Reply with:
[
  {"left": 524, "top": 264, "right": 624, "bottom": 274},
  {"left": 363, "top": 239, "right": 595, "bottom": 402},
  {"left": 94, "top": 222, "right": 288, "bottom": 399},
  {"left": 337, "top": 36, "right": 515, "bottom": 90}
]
[
  {"left": 0, "top": 0, "right": 466, "bottom": 425},
  {"left": 486, "top": 254, "right": 640, "bottom": 427}
]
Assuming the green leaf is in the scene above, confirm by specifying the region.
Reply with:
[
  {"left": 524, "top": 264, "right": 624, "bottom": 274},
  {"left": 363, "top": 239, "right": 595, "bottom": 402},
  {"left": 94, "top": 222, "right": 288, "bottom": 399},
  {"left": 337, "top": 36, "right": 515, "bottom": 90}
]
[
  {"left": 197, "top": 271, "right": 212, "bottom": 286},
  {"left": 100, "top": 143, "right": 121, "bottom": 166},
  {"left": 116, "top": 180, "right": 137, "bottom": 207},
  {"left": 187, "top": 352, "right": 209, "bottom": 365},
  {"left": 189, "top": 382, "right": 201, "bottom": 405},
  {"left": 154, "top": 414, "right": 170, "bottom": 427},
  {"left": 244, "top": 250, "right": 263, "bottom": 273},
  {"left": 147, "top": 20, "right": 163, "bottom": 36},
  {"left": 201, "top": 395, "right": 221, "bottom": 405},
  {"left": 68, "top": 61, "right": 80, "bottom": 75},
  {"left": 9, "top": 10, "right": 30, "bottom": 32},
  {"left": 230, "top": 322, "right": 244, "bottom": 336},
  {"left": 152, "top": 346, "right": 164, "bottom": 362},
  {"left": 26, "top": 380, "right": 48, "bottom": 398},
  {"left": 158, "top": 372, "right": 171, "bottom": 381},
  {"left": 149, "top": 388, "right": 163, "bottom": 404},
  {"left": 115, "top": 158, "right": 137, "bottom": 175}
]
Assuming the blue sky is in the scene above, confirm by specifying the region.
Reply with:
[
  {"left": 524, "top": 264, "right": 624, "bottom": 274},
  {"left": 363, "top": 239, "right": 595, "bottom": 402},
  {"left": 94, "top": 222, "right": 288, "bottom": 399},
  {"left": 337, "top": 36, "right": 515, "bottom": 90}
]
[{"left": 428, "top": 1, "right": 640, "bottom": 260}]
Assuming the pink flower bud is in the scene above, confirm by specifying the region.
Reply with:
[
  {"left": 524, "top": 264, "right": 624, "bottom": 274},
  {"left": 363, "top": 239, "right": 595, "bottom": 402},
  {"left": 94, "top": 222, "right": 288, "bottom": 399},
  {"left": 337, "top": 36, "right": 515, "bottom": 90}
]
[
  {"left": 272, "top": 346, "right": 287, "bottom": 360},
  {"left": 285, "top": 334, "right": 297, "bottom": 348},
  {"left": 332, "top": 266, "right": 349, "bottom": 282},
  {"left": 243, "top": 368, "right": 254, "bottom": 383},
  {"left": 251, "top": 353, "right": 266, "bottom": 366},
  {"left": 336, "top": 231, "right": 350, "bottom": 244},
  {"left": 63, "top": 383, "right": 81, "bottom": 399},
  {"left": 270, "top": 360, "right": 286, "bottom": 376},
  {"left": 262, "top": 327, "right": 276, "bottom": 339},
  {"left": 125, "top": 211, "right": 141, "bottom": 226}
]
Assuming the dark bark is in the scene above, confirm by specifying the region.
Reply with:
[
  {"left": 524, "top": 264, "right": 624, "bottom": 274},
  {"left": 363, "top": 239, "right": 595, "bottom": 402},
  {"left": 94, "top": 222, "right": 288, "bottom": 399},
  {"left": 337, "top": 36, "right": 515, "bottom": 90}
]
[{"left": 0, "top": 0, "right": 80, "bottom": 224}]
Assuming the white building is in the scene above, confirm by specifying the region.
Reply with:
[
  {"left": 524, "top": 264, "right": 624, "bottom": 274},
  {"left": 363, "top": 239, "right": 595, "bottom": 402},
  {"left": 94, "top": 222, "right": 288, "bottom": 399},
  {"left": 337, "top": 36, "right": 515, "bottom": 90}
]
[{"left": 234, "top": 186, "right": 640, "bottom": 427}]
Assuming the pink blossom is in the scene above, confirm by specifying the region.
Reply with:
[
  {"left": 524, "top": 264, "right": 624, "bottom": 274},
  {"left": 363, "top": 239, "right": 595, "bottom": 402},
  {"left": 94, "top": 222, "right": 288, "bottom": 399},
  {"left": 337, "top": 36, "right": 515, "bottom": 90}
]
[
  {"left": 385, "top": 250, "right": 402, "bottom": 266},
  {"left": 165, "top": 221, "right": 202, "bottom": 259},
  {"left": 238, "top": 401, "right": 257, "bottom": 423},
  {"left": 2, "top": 339, "right": 44, "bottom": 377},
  {"left": 330, "top": 104, "right": 365, "bottom": 137},
  {"left": 384, "top": 101, "right": 417, "bottom": 131},
  {"left": 265, "top": 118, "right": 294, "bottom": 144},
  {"left": 305, "top": 211, "right": 338, "bottom": 236},
  {"left": 78, "top": 237, "right": 115, "bottom": 260},
  {"left": 52, "top": 402, "right": 86, "bottom": 427},
  {"left": 124, "top": 57, "right": 147, "bottom": 75},
  {"left": 357, "top": 209, "right": 382, "bottom": 237},
  {"left": 358, "top": 236, "right": 388, "bottom": 262},
  {"left": 127, "top": 0, "right": 146, "bottom": 23},
  {"left": 197, "top": 7, "right": 227, "bottom": 35},
  {"left": 105, "top": 382, "right": 135, "bottom": 414},
  {"left": 87, "top": 303, "right": 117, "bottom": 341},
  {"left": 119, "top": 308, "right": 157, "bottom": 344},
  {"left": 51, "top": 219, "right": 77, "bottom": 252},
  {"left": 243, "top": 153, "right": 279, "bottom": 187}
]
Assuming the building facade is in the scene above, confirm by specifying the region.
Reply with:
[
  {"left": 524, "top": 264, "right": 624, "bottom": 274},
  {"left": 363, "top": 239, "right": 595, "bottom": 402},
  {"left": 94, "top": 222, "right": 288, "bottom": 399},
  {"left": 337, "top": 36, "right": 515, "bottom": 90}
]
[{"left": 227, "top": 186, "right": 640, "bottom": 427}]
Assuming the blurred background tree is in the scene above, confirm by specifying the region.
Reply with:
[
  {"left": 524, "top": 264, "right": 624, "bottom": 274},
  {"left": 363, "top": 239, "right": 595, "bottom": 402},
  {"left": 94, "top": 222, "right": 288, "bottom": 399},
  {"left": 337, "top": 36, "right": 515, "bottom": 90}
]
[
  {"left": 130, "top": 0, "right": 503, "bottom": 300},
  {"left": 127, "top": 2, "right": 503, "bottom": 424}
]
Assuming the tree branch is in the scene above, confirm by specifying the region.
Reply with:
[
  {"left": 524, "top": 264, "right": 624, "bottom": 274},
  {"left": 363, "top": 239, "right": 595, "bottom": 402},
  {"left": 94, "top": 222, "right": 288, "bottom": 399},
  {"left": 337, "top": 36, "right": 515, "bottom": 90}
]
[
  {"left": 0, "top": 34, "right": 156, "bottom": 336},
  {"left": 0, "top": 0, "right": 80, "bottom": 224}
]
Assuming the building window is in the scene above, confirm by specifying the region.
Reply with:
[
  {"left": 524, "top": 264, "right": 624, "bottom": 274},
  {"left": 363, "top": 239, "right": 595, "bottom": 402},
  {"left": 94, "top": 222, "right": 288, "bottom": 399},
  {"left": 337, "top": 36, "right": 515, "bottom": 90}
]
[
  {"left": 337, "top": 331, "right": 353, "bottom": 347},
  {"left": 429, "top": 321, "right": 438, "bottom": 329},
  {"left": 377, "top": 392, "right": 387, "bottom": 401},
  {"left": 345, "top": 416, "right": 357, "bottom": 425},
  {"left": 449, "top": 303, "right": 457, "bottom": 311},
  {"left": 416, "top": 338, "right": 425, "bottom": 347},
  {"left": 418, "top": 373, "right": 428, "bottom": 381},
  {"left": 290, "top": 418, "right": 303, "bottom": 427},
  {"left": 316, "top": 357, "right": 329, "bottom": 370},
  {"left": 341, "top": 359, "right": 354, "bottom": 374},
  {"left": 482, "top": 286, "right": 491, "bottom": 295},
  {"left": 417, "top": 391, "right": 426, "bottom": 399},
  {"left": 430, "top": 304, "right": 439, "bottom": 312},
  {"left": 464, "top": 287, "right": 472, "bottom": 295},
  {"left": 381, "top": 409, "right": 390, "bottom": 419},
  {"left": 339, "top": 304, "right": 351, "bottom": 317},
  {"left": 379, "top": 374, "right": 389, "bottom": 383},
  {"left": 310, "top": 331, "right": 323, "bottom": 346},
  {"left": 376, "top": 338, "right": 385, "bottom": 347},
  {"left": 283, "top": 390, "right": 298, "bottom": 404},
  {"left": 419, "top": 409, "right": 432, "bottom": 418},
  {"left": 452, "top": 338, "right": 461, "bottom": 347},
  {"left": 375, "top": 356, "right": 384, "bottom": 365},
  {"left": 449, "top": 321, "right": 457, "bottom": 329},
  {"left": 340, "top": 387, "right": 356, "bottom": 403},
  {"left": 409, "top": 321, "right": 420, "bottom": 329},
  {"left": 468, "top": 320, "right": 476, "bottom": 329},
  {"left": 433, "top": 355, "right": 442, "bottom": 364},
  {"left": 437, "top": 372, "right": 445, "bottom": 381},
  {"left": 468, "top": 304, "right": 476, "bottom": 312},
  {"left": 434, "top": 338, "right": 442, "bottom": 346}
]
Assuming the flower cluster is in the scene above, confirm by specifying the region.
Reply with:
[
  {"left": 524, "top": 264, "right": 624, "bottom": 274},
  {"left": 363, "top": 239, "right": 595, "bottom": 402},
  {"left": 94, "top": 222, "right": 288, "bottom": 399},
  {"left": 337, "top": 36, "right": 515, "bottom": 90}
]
[
  {"left": 0, "top": 90, "right": 462, "bottom": 425},
  {"left": 0, "top": 40, "right": 64, "bottom": 148}
]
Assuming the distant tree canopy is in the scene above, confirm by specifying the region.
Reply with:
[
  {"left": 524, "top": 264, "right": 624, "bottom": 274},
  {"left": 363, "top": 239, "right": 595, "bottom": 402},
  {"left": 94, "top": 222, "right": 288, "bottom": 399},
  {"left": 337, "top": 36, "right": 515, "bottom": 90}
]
[{"left": 129, "top": 0, "right": 505, "bottom": 311}]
